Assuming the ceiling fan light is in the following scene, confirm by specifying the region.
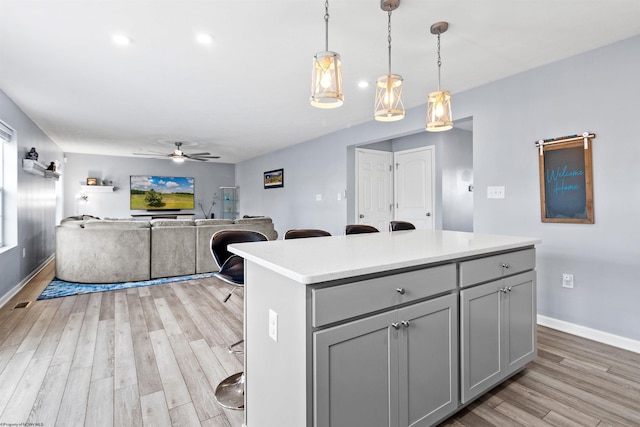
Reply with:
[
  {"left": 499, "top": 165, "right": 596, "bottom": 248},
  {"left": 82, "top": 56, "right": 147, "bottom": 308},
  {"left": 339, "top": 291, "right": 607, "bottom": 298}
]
[
  {"left": 374, "top": 74, "right": 405, "bottom": 122},
  {"left": 172, "top": 156, "right": 185, "bottom": 163},
  {"left": 426, "top": 90, "right": 453, "bottom": 131},
  {"left": 310, "top": 51, "right": 344, "bottom": 108}
]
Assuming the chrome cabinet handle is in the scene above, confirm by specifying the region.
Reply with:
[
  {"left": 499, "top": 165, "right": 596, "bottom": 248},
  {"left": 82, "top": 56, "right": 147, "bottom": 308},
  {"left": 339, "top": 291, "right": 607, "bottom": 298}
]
[
  {"left": 426, "top": 212, "right": 431, "bottom": 217},
  {"left": 506, "top": 287, "right": 512, "bottom": 292},
  {"left": 401, "top": 320, "right": 410, "bottom": 328},
  {"left": 501, "top": 263, "right": 510, "bottom": 269},
  {"left": 359, "top": 214, "right": 365, "bottom": 218},
  {"left": 396, "top": 288, "right": 405, "bottom": 295},
  {"left": 391, "top": 323, "right": 400, "bottom": 330}
]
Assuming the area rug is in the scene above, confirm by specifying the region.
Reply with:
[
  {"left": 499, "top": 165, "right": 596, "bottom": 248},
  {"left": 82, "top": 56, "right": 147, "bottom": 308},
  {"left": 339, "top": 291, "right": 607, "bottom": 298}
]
[{"left": 37, "top": 272, "right": 217, "bottom": 300}]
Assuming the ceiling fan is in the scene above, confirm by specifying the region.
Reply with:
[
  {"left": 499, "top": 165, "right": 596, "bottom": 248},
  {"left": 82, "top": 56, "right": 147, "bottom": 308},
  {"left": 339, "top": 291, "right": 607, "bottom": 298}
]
[{"left": 133, "top": 142, "right": 220, "bottom": 162}]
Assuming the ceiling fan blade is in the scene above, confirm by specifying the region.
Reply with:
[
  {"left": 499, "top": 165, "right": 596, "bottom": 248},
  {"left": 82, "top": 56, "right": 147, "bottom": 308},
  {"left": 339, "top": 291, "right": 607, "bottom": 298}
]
[
  {"left": 133, "top": 152, "right": 170, "bottom": 157},
  {"left": 190, "top": 155, "right": 221, "bottom": 159},
  {"left": 190, "top": 157, "right": 210, "bottom": 161},
  {"left": 186, "top": 152, "right": 211, "bottom": 156}
]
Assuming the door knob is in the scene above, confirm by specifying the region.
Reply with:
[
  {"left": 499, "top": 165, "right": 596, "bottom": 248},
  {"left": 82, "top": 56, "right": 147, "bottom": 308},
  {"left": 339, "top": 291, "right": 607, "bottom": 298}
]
[
  {"left": 359, "top": 214, "right": 365, "bottom": 218},
  {"left": 425, "top": 212, "right": 431, "bottom": 217}
]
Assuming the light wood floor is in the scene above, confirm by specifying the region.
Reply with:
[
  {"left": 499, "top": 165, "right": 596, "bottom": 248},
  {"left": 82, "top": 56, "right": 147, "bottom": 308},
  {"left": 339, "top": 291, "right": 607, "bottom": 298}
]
[{"left": 1, "top": 261, "right": 639, "bottom": 426}]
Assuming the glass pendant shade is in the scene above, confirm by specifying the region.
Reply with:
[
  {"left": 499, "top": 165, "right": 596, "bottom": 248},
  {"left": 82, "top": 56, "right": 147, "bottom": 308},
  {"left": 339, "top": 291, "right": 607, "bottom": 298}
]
[
  {"left": 310, "top": 51, "right": 343, "bottom": 109},
  {"left": 374, "top": 74, "right": 405, "bottom": 121},
  {"left": 426, "top": 90, "right": 453, "bottom": 132}
]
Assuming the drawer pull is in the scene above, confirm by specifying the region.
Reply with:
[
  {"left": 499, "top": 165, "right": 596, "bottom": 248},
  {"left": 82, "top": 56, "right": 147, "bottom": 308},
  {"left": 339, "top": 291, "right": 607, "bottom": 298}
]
[
  {"left": 391, "top": 323, "right": 400, "bottom": 330},
  {"left": 501, "top": 263, "right": 510, "bottom": 269},
  {"left": 396, "top": 288, "right": 405, "bottom": 295},
  {"left": 401, "top": 320, "right": 410, "bottom": 328}
]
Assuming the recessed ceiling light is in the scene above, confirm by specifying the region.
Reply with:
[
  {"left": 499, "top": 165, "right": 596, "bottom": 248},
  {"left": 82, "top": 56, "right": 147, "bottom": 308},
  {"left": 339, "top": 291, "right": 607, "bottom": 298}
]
[
  {"left": 112, "top": 34, "right": 132, "bottom": 46},
  {"left": 196, "top": 33, "right": 214, "bottom": 44},
  {"left": 358, "top": 81, "right": 370, "bottom": 88}
]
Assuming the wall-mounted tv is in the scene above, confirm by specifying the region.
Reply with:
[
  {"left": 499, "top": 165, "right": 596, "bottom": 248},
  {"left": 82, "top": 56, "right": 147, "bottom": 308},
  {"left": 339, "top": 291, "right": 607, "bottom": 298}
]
[{"left": 130, "top": 175, "right": 195, "bottom": 211}]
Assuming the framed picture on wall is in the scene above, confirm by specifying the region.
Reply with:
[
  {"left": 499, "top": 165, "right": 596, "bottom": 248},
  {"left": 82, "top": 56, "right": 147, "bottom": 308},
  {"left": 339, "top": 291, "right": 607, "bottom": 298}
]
[
  {"left": 264, "top": 169, "right": 284, "bottom": 189},
  {"left": 86, "top": 177, "right": 98, "bottom": 186}
]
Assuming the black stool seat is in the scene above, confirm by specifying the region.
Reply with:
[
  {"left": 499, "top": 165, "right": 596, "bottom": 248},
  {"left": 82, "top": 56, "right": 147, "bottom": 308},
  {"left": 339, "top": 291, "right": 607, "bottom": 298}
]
[
  {"left": 215, "top": 255, "right": 245, "bottom": 286},
  {"left": 390, "top": 221, "right": 416, "bottom": 231},
  {"left": 284, "top": 229, "right": 331, "bottom": 239},
  {"left": 345, "top": 224, "right": 379, "bottom": 235}
]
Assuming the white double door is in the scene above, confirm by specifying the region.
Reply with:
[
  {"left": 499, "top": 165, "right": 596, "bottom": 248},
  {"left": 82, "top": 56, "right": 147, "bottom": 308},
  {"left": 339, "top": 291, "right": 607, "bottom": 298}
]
[{"left": 356, "top": 147, "right": 434, "bottom": 231}]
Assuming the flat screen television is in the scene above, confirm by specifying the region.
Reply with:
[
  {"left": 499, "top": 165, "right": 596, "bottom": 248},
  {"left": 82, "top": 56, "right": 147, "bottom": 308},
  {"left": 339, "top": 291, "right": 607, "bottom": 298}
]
[{"left": 130, "top": 175, "right": 195, "bottom": 211}]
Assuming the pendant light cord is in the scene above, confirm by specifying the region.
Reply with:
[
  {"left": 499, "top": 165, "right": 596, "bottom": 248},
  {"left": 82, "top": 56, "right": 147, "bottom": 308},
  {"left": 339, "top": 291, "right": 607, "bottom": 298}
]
[
  {"left": 324, "top": 0, "right": 330, "bottom": 51},
  {"left": 387, "top": 11, "right": 392, "bottom": 75}
]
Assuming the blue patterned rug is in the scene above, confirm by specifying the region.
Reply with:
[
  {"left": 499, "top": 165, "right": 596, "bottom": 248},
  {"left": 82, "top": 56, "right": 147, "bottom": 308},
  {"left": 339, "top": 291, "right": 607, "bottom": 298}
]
[{"left": 38, "top": 272, "right": 217, "bottom": 300}]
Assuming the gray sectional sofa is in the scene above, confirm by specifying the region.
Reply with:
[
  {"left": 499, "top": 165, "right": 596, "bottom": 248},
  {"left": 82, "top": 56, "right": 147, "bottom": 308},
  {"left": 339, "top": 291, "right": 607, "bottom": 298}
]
[{"left": 55, "top": 216, "right": 277, "bottom": 283}]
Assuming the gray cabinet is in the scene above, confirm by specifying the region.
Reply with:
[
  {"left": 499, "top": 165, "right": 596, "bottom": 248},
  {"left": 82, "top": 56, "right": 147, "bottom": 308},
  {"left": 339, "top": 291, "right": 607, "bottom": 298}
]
[
  {"left": 314, "top": 293, "right": 458, "bottom": 427},
  {"left": 460, "top": 271, "right": 536, "bottom": 403}
]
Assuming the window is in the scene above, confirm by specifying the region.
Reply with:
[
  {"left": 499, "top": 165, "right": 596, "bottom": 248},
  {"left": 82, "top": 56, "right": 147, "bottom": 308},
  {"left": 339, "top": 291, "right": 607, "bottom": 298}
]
[{"left": 0, "top": 120, "right": 15, "bottom": 247}]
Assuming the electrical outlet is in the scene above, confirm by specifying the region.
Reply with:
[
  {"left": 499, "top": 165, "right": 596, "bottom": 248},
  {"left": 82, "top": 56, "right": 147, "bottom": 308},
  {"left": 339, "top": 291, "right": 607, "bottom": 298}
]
[
  {"left": 562, "top": 273, "right": 574, "bottom": 288},
  {"left": 487, "top": 186, "right": 505, "bottom": 199},
  {"left": 269, "top": 309, "right": 278, "bottom": 342}
]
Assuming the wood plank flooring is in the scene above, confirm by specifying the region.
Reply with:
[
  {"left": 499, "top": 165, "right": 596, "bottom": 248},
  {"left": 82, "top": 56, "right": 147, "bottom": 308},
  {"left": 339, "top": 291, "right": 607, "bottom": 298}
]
[{"left": 1, "top": 261, "right": 639, "bottom": 426}]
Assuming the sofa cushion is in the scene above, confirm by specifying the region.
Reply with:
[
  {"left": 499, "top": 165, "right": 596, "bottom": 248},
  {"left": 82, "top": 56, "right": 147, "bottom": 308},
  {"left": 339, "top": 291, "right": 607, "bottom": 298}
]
[
  {"left": 194, "top": 219, "right": 234, "bottom": 226},
  {"left": 234, "top": 217, "right": 272, "bottom": 224},
  {"left": 83, "top": 219, "right": 150, "bottom": 228},
  {"left": 150, "top": 219, "right": 195, "bottom": 227}
]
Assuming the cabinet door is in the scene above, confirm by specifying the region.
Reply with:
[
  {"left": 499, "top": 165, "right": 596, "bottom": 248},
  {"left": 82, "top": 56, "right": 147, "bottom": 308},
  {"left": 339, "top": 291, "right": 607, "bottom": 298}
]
[
  {"left": 503, "top": 271, "right": 537, "bottom": 375},
  {"left": 314, "top": 310, "right": 398, "bottom": 427},
  {"left": 398, "top": 294, "right": 458, "bottom": 427},
  {"left": 460, "top": 280, "right": 503, "bottom": 404}
]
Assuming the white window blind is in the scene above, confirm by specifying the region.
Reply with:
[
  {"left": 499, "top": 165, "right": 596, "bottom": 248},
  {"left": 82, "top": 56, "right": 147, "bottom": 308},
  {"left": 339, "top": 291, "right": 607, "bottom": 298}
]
[{"left": 0, "top": 120, "right": 14, "bottom": 247}]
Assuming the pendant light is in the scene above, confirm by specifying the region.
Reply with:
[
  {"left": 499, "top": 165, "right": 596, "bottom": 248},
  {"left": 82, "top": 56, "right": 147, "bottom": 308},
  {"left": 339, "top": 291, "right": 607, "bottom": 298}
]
[
  {"left": 310, "top": 0, "right": 343, "bottom": 108},
  {"left": 426, "top": 21, "right": 453, "bottom": 132},
  {"left": 374, "top": 0, "right": 404, "bottom": 122}
]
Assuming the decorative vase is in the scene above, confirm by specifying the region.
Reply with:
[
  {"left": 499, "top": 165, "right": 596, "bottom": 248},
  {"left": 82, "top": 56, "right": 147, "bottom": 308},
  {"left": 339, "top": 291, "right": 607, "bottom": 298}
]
[{"left": 26, "top": 147, "right": 39, "bottom": 161}]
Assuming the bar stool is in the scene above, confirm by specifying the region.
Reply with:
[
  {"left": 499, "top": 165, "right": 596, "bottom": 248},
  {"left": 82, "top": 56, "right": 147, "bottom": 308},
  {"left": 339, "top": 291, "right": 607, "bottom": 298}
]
[
  {"left": 345, "top": 224, "right": 379, "bottom": 235},
  {"left": 390, "top": 221, "right": 416, "bottom": 231},
  {"left": 210, "top": 229, "right": 268, "bottom": 410},
  {"left": 284, "top": 229, "right": 331, "bottom": 239}
]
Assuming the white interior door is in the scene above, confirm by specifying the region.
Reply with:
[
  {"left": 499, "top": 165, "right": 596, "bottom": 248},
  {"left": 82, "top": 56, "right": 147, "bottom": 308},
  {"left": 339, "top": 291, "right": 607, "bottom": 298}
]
[
  {"left": 394, "top": 147, "right": 435, "bottom": 229},
  {"left": 356, "top": 149, "right": 393, "bottom": 231}
]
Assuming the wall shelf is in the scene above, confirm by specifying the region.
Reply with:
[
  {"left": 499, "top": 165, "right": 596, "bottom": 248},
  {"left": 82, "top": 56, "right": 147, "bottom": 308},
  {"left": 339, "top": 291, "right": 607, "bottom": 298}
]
[
  {"left": 22, "top": 159, "right": 61, "bottom": 181},
  {"left": 80, "top": 185, "right": 115, "bottom": 193}
]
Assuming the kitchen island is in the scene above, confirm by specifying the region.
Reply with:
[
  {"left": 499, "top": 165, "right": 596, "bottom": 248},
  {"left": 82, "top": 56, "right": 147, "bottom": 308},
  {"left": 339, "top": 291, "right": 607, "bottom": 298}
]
[{"left": 230, "top": 230, "right": 541, "bottom": 427}]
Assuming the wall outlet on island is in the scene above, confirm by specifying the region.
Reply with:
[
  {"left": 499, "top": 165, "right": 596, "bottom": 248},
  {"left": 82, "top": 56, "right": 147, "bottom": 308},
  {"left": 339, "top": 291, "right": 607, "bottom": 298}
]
[{"left": 562, "top": 273, "right": 574, "bottom": 288}]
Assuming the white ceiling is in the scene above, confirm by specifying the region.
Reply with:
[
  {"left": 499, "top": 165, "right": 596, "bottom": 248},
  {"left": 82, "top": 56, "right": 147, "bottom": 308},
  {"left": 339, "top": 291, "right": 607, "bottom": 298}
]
[{"left": 1, "top": 0, "right": 639, "bottom": 163}]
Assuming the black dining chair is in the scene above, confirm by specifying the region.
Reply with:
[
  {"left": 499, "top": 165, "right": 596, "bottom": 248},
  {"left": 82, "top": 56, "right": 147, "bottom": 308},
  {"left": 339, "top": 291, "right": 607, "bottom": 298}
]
[
  {"left": 209, "top": 229, "right": 268, "bottom": 410},
  {"left": 284, "top": 229, "right": 332, "bottom": 239},
  {"left": 390, "top": 221, "right": 416, "bottom": 231},
  {"left": 345, "top": 224, "right": 379, "bottom": 235}
]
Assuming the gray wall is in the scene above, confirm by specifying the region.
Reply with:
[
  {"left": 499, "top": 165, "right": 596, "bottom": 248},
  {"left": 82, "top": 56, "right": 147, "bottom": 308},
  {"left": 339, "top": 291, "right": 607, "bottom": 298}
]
[
  {"left": 236, "top": 35, "right": 640, "bottom": 341},
  {"left": 63, "top": 153, "right": 235, "bottom": 220},
  {"left": 0, "top": 90, "right": 63, "bottom": 298}
]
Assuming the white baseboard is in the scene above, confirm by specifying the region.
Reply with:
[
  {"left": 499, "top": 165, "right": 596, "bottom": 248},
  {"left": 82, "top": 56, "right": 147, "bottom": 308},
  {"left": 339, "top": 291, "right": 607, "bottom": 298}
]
[
  {"left": 0, "top": 255, "right": 55, "bottom": 309},
  {"left": 538, "top": 315, "right": 640, "bottom": 354}
]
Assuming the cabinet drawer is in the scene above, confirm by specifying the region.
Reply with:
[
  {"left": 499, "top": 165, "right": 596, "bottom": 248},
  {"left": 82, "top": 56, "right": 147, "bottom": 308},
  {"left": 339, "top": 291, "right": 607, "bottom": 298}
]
[
  {"left": 459, "top": 248, "right": 535, "bottom": 288},
  {"left": 312, "top": 263, "right": 456, "bottom": 327}
]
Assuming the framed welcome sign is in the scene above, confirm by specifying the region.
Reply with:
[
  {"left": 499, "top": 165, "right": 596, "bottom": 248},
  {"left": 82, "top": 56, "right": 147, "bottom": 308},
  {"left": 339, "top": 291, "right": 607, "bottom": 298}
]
[{"left": 537, "top": 133, "right": 595, "bottom": 224}]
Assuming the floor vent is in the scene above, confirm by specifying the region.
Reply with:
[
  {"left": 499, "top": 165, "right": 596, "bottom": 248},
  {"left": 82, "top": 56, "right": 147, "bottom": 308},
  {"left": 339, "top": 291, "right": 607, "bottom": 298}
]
[{"left": 13, "top": 301, "right": 31, "bottom": 309}]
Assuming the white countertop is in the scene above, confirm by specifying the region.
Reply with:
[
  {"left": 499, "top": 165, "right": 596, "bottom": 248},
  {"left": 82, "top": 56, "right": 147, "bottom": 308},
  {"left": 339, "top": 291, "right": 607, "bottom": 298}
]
[{"left": 229, "top": 230, "right": 541, "bottom": 285}]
